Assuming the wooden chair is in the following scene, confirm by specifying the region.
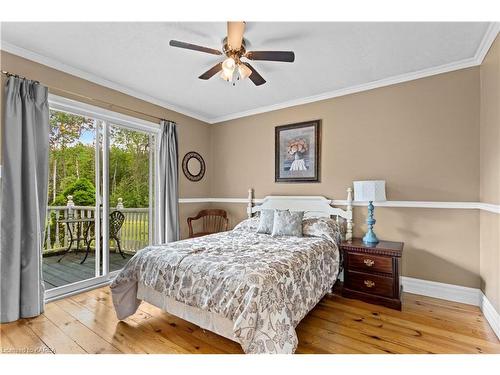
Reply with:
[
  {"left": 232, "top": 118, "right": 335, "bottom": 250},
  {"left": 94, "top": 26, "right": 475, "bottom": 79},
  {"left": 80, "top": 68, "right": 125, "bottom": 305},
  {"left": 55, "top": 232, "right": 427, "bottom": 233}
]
[{"left": 187, "top": 209, "right": 229, "bottom": 238}]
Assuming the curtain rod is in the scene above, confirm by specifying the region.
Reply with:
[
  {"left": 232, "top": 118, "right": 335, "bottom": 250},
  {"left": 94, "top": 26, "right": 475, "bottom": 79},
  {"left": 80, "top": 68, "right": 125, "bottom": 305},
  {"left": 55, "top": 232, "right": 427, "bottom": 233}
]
[
  {"left": 1, "top": 70, "right": 173, "bottom": 124},
  {"left": 1, "top": 70, "right": 40, "bottom": 84}
]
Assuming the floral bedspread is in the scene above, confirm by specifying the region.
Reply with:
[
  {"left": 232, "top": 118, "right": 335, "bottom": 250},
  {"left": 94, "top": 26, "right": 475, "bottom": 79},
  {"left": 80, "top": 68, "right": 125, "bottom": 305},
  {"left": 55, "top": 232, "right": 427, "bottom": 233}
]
[{"left": 110, "top": 217, "right": 340, "bottom": 354}]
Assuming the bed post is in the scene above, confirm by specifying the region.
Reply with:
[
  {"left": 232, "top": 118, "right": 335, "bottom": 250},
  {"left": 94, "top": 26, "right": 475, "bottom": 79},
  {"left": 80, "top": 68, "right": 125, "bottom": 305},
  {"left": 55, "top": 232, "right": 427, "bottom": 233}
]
[
  {"left": 346, "top": 187, "right": 353, "bottom": 241},
  {"left": 247, "top": 188, "right": 254, "bottom": 218}
]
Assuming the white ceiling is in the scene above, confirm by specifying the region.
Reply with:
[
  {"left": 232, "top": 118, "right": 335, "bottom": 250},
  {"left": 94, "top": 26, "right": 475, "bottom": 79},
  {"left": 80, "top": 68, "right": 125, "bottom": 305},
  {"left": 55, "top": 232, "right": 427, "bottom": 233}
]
[{"left": 1, "top": 22, "right": 497, "bottom": 123}]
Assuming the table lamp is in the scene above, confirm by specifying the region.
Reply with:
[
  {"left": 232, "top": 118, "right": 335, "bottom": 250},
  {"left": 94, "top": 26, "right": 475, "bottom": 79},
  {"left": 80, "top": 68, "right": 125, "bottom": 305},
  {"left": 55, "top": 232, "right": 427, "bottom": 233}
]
[{"left": 353, "top": 180, "right": 386, "bottom": 244}]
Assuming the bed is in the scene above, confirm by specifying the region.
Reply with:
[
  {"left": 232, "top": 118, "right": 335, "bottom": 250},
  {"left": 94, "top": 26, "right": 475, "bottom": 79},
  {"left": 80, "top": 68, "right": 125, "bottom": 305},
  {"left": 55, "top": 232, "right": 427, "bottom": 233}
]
[{"left": 110, "top": 189, "right": 353, "bottom": 354}]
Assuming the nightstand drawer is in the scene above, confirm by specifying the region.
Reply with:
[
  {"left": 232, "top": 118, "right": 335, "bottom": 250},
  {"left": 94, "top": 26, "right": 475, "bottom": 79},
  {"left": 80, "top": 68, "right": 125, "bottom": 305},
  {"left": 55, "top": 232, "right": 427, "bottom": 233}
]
[
  {"left": 341, "top": 239, "right": 403, "bottom": 310},
  {"left": 347, "top": 252, "right": 393, "bottom": 274},
  {"left": 345, "top": 270, "right": 395, "bottom": 298}
]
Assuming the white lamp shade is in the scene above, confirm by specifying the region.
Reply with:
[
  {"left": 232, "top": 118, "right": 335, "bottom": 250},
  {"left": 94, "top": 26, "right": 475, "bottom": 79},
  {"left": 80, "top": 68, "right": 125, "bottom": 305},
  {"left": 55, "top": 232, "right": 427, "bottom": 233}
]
[{"left": 353, "top": 180, "right": 386, "bottom": 202}]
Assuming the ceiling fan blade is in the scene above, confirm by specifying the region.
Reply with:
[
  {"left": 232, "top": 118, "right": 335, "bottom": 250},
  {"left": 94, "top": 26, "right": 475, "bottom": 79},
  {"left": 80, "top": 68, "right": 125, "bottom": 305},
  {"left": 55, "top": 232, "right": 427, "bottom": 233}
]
[
  {"left": 242, "top": 62, "right": 266, "bottom": 86},
  {"left": 227, "top": 21, "right": 245, "bottom": 50},
  {"left": 198, "top": 62, "right": 223, "bottom": 80},
  {"left": 169, "top": 40, "right": 222, "bottom": 56},
  {"left": 245, "top": 51, "right": 295, "bottom": 62}
]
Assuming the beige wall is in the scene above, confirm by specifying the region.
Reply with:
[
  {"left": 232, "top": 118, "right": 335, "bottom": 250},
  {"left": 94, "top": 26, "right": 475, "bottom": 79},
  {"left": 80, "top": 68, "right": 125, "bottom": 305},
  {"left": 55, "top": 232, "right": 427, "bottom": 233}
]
[
  {"left": 0, "top": 51, "right": 212, "bottom": 238},
  {"left": 480, "top": 35, "right": 500, "bottom": 310},
  {"left": 212, "top": 68, "right": 480, "bottom": 201},
  {"left": 211, "top": 68, "right": 481, "bottom": 288},
  {"left": 480, "top": 36, "right": 500, "bottom": 206},
  {"left": 1, "top": 46, "right": 497, "bottom": 292}
]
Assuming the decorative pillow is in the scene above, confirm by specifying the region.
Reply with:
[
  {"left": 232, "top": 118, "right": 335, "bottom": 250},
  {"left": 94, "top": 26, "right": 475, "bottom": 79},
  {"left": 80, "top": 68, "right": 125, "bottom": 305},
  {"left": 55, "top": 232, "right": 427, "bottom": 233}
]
[
  {"left": 302, "top": 217, "right": 342, "bottom": 245},
  {"left": 271, "top": 210, "right": 304, "bottom": 237},
  {"left": 256, "top": 209, "right": 275, "bottom": 234},
  {"left": 233, "top": 216, "right": 260, "bottom": 232}
]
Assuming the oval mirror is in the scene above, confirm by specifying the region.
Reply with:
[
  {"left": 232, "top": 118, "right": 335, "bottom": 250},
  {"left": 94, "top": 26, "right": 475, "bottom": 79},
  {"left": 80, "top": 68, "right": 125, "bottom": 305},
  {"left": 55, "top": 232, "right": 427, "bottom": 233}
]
[
  {"left": 182, "top": 151, "right": 205, "bottom": 182},
  {"left": 187, "top": 157, "right": 202, "bottom": 176}
]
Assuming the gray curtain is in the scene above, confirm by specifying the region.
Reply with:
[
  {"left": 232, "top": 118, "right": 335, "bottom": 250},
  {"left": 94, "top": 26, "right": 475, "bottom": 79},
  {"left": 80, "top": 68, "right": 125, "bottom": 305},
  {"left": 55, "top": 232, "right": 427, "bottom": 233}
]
[
  {"left": 1, "top": 77, "right": 49, "bottom": 323},
  {"left": 156, "top": 120, "right": 179, "bottom": 244}
]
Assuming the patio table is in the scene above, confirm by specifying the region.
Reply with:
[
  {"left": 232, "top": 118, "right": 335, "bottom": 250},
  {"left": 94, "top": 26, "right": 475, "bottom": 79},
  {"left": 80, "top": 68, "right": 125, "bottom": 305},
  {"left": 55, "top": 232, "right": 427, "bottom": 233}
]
[{"left": 57, "top": 218, "right": 95, "bottom": 264}]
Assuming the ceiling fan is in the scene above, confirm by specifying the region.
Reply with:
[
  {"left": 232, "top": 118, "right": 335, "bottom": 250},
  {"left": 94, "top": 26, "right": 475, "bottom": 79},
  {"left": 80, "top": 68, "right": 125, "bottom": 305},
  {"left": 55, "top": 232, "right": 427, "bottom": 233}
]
[{"left": 169, "top": 22, "right": 295, "bottom": 86}]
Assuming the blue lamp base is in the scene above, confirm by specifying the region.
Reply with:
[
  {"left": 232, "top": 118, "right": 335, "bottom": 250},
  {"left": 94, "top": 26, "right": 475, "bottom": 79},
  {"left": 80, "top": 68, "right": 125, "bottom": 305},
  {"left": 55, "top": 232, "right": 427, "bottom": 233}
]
[{"left": 363, "top": 201, "right": 379, "bottom": 244}]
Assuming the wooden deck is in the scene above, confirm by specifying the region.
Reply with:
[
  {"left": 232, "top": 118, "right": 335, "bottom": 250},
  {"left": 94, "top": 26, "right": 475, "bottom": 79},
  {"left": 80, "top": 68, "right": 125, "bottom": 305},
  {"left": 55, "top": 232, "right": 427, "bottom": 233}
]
[
  {"left": 1, "top": 287, "right": 499, "bottom": 354},
  {"left": 43, "top": 252, "right": 130, "bottom": 289}
]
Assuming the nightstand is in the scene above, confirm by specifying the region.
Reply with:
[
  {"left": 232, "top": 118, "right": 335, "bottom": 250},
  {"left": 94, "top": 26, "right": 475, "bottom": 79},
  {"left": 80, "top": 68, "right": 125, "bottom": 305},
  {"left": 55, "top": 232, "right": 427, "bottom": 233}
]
[{"left": 341, "top": 238, "right": 404, "bottom": 310}]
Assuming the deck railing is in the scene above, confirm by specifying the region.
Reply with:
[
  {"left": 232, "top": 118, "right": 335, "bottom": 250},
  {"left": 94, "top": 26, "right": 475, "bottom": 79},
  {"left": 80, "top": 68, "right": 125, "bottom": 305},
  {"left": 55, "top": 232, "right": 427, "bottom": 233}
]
[{"left": 43, "top": 197, "right": 149, "bottom": 255}]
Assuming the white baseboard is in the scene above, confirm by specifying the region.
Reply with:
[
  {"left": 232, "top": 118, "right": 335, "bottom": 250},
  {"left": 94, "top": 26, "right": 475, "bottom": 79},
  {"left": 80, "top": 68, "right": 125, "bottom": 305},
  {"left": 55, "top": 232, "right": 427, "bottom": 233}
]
[
  {"left": 401, "top": 276, "right": 481, "bottom": 306},
  {"left": 480, "top": 292, "right": 500, "bottom": 339},
  {"left": 401, "top": 276, "right": 500, "bottom": 340}
]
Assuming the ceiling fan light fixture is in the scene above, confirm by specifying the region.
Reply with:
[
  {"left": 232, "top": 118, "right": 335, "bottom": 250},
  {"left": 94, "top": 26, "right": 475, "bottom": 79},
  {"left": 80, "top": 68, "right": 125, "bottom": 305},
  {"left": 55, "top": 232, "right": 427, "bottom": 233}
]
[
  {"left": 169, "top": 22, "right": 295, "bottom": 86},
  {"left": 238, "top": 63, "right": 252, "bottom": 80},
  {"left": 221, "top": 57, "right": 236, "bottom": 81},
  {"left": 220, "top": 70, "right": 231, "bottom": 81}
]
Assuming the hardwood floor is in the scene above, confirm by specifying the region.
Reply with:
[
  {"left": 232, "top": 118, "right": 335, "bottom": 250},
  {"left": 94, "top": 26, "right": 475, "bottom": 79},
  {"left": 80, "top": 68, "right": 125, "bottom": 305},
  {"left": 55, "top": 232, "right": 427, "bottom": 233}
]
[{"left": 1, "top": 287, "right": 499, "bottom": 354}]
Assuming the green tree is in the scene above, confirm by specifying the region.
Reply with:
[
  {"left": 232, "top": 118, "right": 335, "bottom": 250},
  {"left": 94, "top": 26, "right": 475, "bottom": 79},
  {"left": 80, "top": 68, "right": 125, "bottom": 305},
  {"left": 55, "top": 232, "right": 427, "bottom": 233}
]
[
  {"left": 109, "top": 127, "right": 150, "bottom": 208},
  {"left": 47, "top": 112, "right": 151, "bottom": 210},
  {"left": 53, "top": 178, "right": 96, "bottom": 207},
  {"left": 49, "top": 110, "right": 94, "bottom": 203}
]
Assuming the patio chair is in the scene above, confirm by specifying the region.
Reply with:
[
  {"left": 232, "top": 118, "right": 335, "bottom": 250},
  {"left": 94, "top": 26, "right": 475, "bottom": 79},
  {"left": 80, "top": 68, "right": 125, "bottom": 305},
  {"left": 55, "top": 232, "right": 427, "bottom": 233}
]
[
  {"left": 187, "top": 209, "right": 228, "bottom": 238},
  {"left": 109, "top": 210, "right": 126, "bottom": 259},
  {"left": 82, "top": 210, "right": 126, "bottom": 264}
]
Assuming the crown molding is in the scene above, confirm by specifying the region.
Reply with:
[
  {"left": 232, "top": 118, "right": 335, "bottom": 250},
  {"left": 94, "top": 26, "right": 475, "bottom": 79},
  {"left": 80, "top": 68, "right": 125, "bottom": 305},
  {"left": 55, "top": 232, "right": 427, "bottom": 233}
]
[
  {"left": 2, "top": 22, "right": 498, "bottom": 124},
  {"left": 210, "top": 57, "right": 479, "bottom": 123},
  {"left": 0, "top": 42, "right": 212, "bottom": 124},
  {"left": 474, "top": 22, "right": 500, "bottom": 64}
]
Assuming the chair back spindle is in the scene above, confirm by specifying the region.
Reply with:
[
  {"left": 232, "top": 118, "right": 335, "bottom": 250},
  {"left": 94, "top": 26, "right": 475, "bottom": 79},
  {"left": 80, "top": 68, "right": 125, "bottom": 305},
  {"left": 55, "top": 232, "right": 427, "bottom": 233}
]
[{"left": 188, "top": 209, "right": 229, "bottom": 238}]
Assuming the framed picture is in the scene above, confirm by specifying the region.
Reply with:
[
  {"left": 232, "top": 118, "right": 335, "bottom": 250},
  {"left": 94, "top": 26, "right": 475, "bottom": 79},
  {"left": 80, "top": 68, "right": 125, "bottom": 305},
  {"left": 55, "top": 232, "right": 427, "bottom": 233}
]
[{"left": 275, "top": 120, "right": 321, "bottom": 182}]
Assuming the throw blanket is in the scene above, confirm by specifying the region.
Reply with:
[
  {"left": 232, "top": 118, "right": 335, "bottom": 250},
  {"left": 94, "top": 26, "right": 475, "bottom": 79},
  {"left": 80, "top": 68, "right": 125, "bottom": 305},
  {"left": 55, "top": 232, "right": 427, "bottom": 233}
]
[{"left": 110, "top": 217, "right": 340, "bottom": 354}]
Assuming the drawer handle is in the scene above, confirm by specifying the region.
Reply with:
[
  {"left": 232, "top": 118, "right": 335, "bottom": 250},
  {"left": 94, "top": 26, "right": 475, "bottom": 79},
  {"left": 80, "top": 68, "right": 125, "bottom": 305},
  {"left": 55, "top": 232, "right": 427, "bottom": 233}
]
[
  {"left": 363, "top": 259, "right": 375, "bottom": 267},
  {"left": 364, "top": 280, "right": 375, "bottom": 288}
]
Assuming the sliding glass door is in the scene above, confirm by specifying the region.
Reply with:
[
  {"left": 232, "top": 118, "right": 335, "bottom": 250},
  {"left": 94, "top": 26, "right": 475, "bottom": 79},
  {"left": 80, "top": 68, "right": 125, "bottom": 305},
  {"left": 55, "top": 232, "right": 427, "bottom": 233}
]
[
  {"left": 43, "top": 96, "right": 158, "bottom": 298},
  {"left": 106, "top": 124, "right": 154, "bottom": 273},
  {"left": 43, "top": 109, "right": 100, "bottom": 289}
]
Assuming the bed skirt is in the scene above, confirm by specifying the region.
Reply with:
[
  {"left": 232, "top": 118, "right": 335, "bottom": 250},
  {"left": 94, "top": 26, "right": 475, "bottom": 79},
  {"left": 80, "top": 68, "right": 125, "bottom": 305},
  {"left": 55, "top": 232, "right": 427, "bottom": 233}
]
[{"left": 137, "top": 283, "right": 237, "bottom": 342}]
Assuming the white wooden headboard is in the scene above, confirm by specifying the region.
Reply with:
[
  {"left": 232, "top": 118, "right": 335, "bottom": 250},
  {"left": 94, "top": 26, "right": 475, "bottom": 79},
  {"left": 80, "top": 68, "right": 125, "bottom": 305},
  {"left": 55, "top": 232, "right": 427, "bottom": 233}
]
[{"left": 246, "top": 188, "right": 353, "bottom": 241}]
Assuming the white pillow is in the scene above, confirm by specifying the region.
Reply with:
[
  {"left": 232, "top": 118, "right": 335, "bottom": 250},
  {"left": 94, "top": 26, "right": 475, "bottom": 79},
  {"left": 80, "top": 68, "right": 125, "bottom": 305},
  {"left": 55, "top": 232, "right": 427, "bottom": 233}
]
[
  {"left": 271, "top": 210, "right": 304, "bottom": 237},
  {"left": 256, "top": 209, "right": 275, "bottom": 234}
]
